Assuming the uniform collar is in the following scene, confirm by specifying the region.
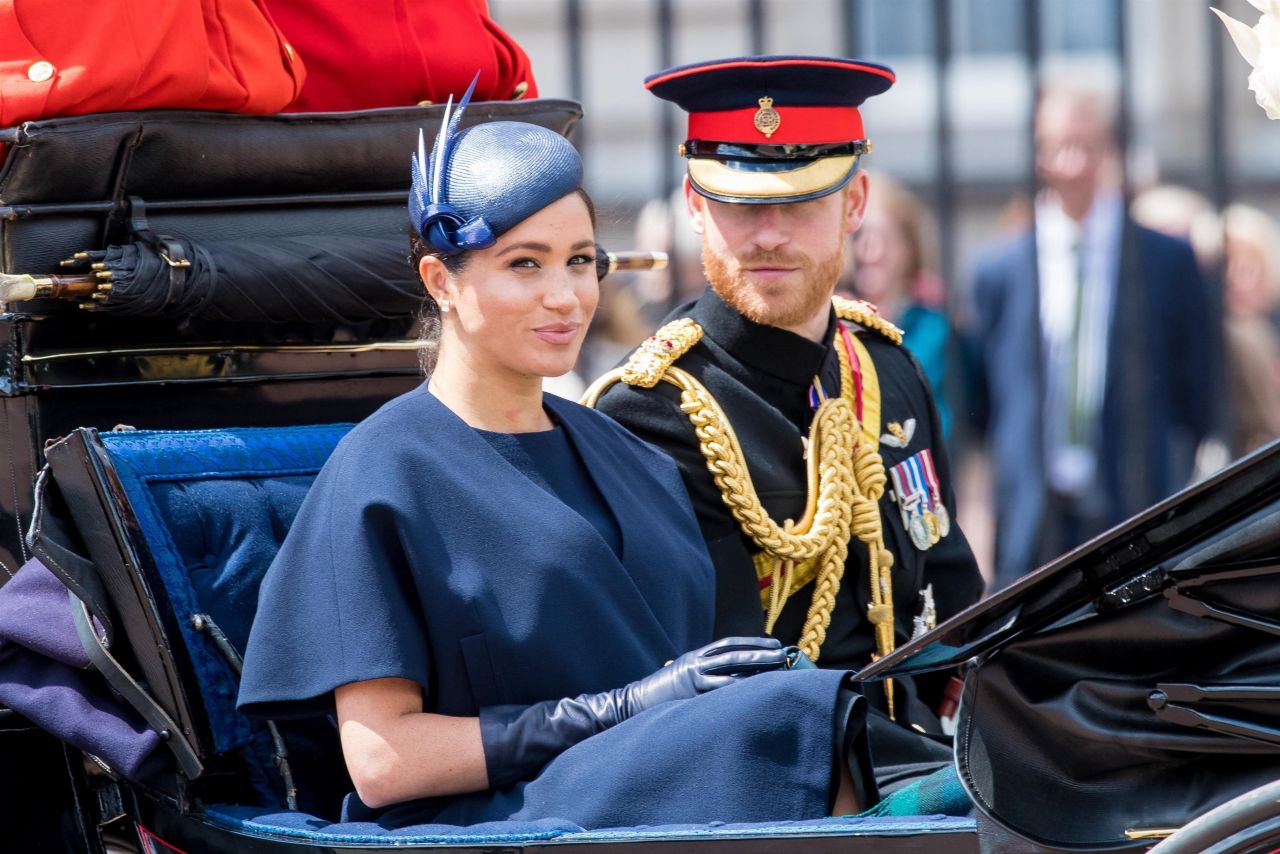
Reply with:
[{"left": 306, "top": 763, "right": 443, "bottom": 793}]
[{"left": 691, "top": 286, "right": 835, "bottom": 386}]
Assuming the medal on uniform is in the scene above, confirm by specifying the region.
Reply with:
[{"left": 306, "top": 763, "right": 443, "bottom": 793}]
[
  {"left": 889, "top": 448, "right": 952, "bottom": 550},
  {"left": 933, "top": 502, "right": 951, "bottom": 538},
  {"left": 908, "top": 508, "right": 932, "bottom": 550}
]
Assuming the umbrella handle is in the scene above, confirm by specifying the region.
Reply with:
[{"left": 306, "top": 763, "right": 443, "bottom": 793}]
[
  {"left": 0, "top": 273, "right": 100, "bottom": 302},
  {"left": 598, "top": 250, "right": 669, "bottom": 280}
]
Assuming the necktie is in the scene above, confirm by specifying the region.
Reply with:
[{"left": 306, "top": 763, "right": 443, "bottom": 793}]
[{"left": 1068, "top": 238, "right": 1088, "bottom": 446}]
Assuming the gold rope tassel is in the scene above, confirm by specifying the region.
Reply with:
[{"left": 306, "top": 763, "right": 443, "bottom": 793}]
[
  {"left": 763, "top": 557, "right": 792, "bottom": 635},
  {"left": 797, "top": 337, "right": 896, "bottom": 716}
]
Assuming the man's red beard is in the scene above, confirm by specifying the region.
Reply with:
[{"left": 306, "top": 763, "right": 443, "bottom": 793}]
[{"left": 701, "top": 240, "right": 845, "bottom": 329}]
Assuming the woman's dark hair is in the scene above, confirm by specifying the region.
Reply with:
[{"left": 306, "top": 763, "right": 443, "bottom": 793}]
[{"left": 408, "top": 187, "right": 597, "bottom": 375}]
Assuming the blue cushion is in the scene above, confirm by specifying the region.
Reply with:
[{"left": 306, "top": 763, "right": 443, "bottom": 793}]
[
  {"left": 100, "top": 426, "right": 353, "bottom": 801},
  {"left": 203, "top": 805, "right": 976, "bottom": 846}
]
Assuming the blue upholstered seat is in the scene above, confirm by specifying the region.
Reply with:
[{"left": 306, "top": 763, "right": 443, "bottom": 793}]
[
  {"left": 96, "top": 424, "right": 976, "bottom": 846},
  {"left": 101, "top": 425, "right": 354, "bottom": 808}
]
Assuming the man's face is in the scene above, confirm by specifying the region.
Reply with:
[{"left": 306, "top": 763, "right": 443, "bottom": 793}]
[
  {"left": 1034, "top": 95, "right": 1113, "bottom": 205},
  {"left": 687, "top": 173, "right": 867, "bottom": 328}
]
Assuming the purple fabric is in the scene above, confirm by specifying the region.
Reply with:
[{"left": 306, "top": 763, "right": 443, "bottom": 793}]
[
  {"left": 0, "top": 556, "right": 92, "bottom": 667},
  {"left": 0, "top": 558, "right": 170, "bottom": 782}
]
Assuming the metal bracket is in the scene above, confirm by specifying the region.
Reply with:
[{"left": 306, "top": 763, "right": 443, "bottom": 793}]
[
  {"left": 190, "top": 612, "right": 297, "bottom": 810},
  {"left": 1100, "top": 566, "right": 1168, "bottom": 609},
  {"left": 1164, "top": 562, "right": 1280, "bottom": 636},
  {"left": 1148, "top": 682, "right": 1280, "bottom": 748},
  {"left": 158, "top": 248, "right": 191, "bottom": 269}
]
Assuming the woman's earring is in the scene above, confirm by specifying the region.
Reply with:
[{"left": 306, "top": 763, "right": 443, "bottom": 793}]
[{"left": 439, "top": 299, "right": 451, "bottom": 313}]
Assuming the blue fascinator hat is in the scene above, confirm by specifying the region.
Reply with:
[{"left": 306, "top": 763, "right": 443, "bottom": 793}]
[{"left": 410, "top": 75, "right": 584, "bottom": 256}]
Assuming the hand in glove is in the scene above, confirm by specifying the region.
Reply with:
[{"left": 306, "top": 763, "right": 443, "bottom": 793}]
[{"left": 480, "top": 636, "right": 789, "bottom": 789}]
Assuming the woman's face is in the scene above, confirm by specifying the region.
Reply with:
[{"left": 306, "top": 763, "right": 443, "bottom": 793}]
[
  {"left": 849, "top": 202, "right": 913, "bottom": 305},
  {"left": 426, "top": 193, "right": 598, "bottom": 380},
  {"left": 1224, "top": 237, "right": 1275, "bottom": 319}
]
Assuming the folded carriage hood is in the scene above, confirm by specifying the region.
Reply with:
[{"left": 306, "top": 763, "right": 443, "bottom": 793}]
[{"left": 858, "top": 437, "right": 1280, "bottom": 681}]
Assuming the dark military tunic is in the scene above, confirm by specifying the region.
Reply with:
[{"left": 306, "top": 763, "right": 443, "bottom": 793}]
[{"left": 595, "top": 288, "right": 985, "bottom": 723}]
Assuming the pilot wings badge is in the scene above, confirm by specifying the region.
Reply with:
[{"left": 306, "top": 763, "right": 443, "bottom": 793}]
[
  {"left": 889, "top": 448, "right": 951, "bottom": 551},
  {"left": 881, "top": 418, "right": 916, "bottom": 449}
]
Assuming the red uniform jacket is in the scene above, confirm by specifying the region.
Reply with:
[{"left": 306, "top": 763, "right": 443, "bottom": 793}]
[
  {"left": 265, "top": 0, "right": 539, "bottom": 111},
  {"left": 0, "top": 0, "right": 304, "bottom": 128}
]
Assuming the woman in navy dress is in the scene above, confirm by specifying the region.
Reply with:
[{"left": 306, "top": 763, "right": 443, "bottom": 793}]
[{"left": 238, "top": 83, "right": 873, "bottom": 829}]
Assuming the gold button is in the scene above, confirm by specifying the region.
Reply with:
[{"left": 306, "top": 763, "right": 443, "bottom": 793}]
[
  {"left": 283, "top": 42, "right": 296, "bottom": 61},
  {"left": 512, "top": 81, "right": 529, "bottom": 99},
  {"left": 27, "top": 61, "right": 54, "bottom": 83},
  {"left": 417, "top": 99, "right": 433, "bottom": 107}
]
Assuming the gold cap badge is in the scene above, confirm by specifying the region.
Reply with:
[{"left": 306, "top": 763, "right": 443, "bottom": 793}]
[{"left": 753, "top": 96, "right": 781, "bottom": 139}]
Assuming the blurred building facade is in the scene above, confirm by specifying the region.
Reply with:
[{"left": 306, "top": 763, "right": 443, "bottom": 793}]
[{"left": 491, "top": 0, "right": 1280, "bottom": 290}]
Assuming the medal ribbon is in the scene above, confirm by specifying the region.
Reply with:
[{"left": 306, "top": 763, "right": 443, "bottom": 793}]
[
  {"left": 917, "top": 449, "right": 944, "bottom": 505},
  {"left": 892, "top": 451, "right": 945, "bottom": 512},
  {"left": 809, "top": 321, "right": 864, "bottom": 422},
  {"left": 907, "top": 454, "right": 935, "bottom": 512},
  {"left": 891, "top": 457, "right": 928, "bottom": 510}
]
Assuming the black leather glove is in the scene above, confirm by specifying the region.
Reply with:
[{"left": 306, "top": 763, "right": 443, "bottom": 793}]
[{"left": 479, "top": 637, "right": 789, "bottom": 789}]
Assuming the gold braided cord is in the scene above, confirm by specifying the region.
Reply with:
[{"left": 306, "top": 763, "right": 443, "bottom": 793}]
[
  {"left": 661, "top": 333, "right": 895, "bottom": 676},
  {"left": 788, "top": 337, "right": 895, "bottom": 715},
  {"left": 763, "top": 557, "right": 792, "bottom": 634},
  {"left": 580, "top": 368, "right": 625, "bottom": 408},
  {"left": 842, "top": 329, "right": 896, "bottom": 717},
  {"left": 660, "top": 366, "right": 856, "bottom": 562}
]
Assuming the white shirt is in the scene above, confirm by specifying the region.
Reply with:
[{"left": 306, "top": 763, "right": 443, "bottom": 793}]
[{"left": 1036, "top": 192, "right": 1123, "bottom": 496}]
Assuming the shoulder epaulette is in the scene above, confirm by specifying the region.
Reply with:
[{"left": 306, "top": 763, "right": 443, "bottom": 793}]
[
  {"left": 832, "top": 296, "right": 904, "bottom": 346},
  {"left": 620, "top": 317, "right": 704, "bottom": 388}
]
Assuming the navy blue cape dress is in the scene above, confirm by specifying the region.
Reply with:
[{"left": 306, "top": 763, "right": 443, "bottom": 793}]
[{"left": 238, "top": 385, "right": 852, "bottom": 828}]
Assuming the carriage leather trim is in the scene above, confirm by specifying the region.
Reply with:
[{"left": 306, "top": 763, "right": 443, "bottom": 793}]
[
  {"left": 25, "top": 465, "right": 114, "bottom": 645},
  {"left": 69, "top": 591, "right": 204, "bottom": 779}
]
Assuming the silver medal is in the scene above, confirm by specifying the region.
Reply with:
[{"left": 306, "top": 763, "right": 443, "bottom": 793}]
[
  {"left": 933, "top": 503, "right": 951, "bottom": 538},
  {"left": 908, "top": 513, "right": 932, "bottom": 550}
]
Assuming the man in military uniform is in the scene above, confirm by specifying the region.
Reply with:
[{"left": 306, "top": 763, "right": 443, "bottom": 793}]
[{"left": 587, "top": 56, "right": 984, "bottom": 762}]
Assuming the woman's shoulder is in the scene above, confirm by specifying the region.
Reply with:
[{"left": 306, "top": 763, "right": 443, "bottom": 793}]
[
  {"left": 546, "top": 393, "right": 678, "bottom": 469},
  {"left": 325, "top": 384, "right": 441, "bottom": 474}
]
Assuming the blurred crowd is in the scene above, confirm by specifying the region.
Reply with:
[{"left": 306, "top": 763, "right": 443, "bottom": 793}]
[{"left": 576, "top": 80, "right": 1280, "bottom": 590}]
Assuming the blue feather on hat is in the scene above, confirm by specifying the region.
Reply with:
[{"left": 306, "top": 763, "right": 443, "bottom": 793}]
[{"left": 408, "top": 74, "right": 585, "bottom": 257}]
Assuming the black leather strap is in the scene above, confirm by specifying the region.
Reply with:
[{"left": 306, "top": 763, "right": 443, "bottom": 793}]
[
  {"left": 25, "top": 466, "right": 114, "bottom": 646},
  {"left": 69, "top": 590, "right": 203, "bottom": 780}
]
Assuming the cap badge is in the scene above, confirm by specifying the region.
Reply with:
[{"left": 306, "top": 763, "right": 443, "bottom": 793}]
[{"left": 753, "top": 96, "right": 781, "bottom": 139}]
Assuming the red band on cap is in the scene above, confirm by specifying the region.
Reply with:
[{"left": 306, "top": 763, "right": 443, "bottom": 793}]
[{"left": 687, "top": 105, "right": 865, "bottom": 146}]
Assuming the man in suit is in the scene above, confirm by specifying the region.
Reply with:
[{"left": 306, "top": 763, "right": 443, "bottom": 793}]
[
  {"left": 587, "top": 57, "right": 984, "bottom": 782},
  {"left": 966, "top": 83, "right": 1221, "bottom": 590}
]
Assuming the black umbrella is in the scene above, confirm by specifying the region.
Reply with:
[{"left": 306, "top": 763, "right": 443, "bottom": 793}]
[
  {"left": 63, "top": 235, "right": 423, "bottom": 323},
  {"left": 0, "top": 237, "right": 666, "bottom": 321}
]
